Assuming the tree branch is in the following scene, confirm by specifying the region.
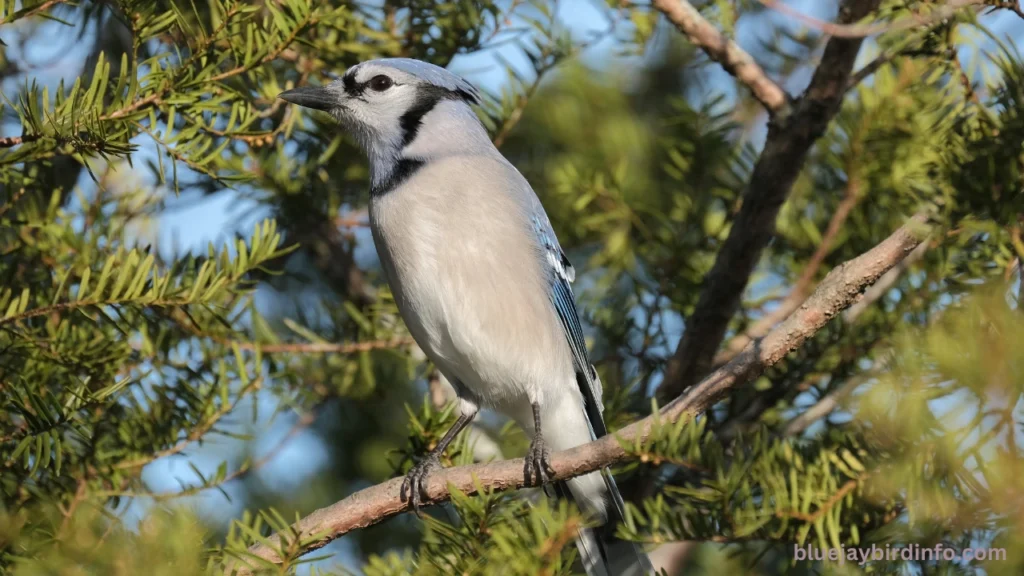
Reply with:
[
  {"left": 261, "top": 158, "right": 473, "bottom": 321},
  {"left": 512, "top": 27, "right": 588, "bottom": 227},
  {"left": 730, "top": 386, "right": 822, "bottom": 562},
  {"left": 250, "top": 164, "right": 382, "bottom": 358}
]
[
  {"left": 657, "top": 0, "right": 884, "bottom": 402},
  {"left": 233, "top": 213, "right": 928, "bottom": 573},
  {"left": 236, "top": 337, "right": 413, "bottom": 355},
  {"left": 782, "top": 370, "right": 871, "bottom": 436},
  {"left": 712, "top": 177, "right": 862, "bottom": 368},
  {"left": 717, "top": 236, "right": 930, "bottom": 440},
  {"left": 843, "top": 239, "right": 929, "bottom": 321},
  {"left": 651, "top": 0, "right": 790, "bottom": 115}
]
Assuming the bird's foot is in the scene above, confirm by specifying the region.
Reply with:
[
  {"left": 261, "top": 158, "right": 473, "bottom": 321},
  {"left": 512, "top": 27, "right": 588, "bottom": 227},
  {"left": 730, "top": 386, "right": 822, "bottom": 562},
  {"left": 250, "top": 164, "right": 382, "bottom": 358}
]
[
  {"left": 524, "top": 435, "right": 555, "bottom": 486},
  {"left": 401, "top": 452, "right": 442, "bottom": 516}
]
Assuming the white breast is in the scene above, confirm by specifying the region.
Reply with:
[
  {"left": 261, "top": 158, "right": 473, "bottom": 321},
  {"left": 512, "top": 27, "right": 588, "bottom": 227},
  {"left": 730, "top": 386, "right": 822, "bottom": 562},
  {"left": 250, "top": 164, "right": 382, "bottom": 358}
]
[{"left": 368, "top": 155, "right": 576, "bottom": 408}]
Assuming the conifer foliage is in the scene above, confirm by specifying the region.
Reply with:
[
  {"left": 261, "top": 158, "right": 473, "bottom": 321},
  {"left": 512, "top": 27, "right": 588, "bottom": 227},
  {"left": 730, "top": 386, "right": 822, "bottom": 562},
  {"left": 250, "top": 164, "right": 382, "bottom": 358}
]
[{"left": 1, "top": 0, "right": 1023, "bottom": 574}]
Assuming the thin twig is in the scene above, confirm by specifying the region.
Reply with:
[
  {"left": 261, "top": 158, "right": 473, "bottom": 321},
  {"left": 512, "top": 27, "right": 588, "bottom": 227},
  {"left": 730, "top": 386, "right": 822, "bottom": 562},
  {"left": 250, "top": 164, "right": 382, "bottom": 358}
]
[
  {"left": 113, "top": 378, "right": 263, "bottom": 470},
  {"left": 783, "top": 371, "right": 871, "bottom": 436},
  {"left": 776, "top": 477, "right": 864, "bottom": 522},
  {"left": 652, "top": 0, "right": 790, "bottom": 115},
  {"left": 847, "top": 47, "right": 940, "bottom": 89},
  {"left": 98, "top": 405, "right": 319, "bottom": 500},
  {"left": 166, "top": 308, "right": 412, "bottom": 355},
  {"left": 239, "top": 338, "right": 413, "bottom": 354}
]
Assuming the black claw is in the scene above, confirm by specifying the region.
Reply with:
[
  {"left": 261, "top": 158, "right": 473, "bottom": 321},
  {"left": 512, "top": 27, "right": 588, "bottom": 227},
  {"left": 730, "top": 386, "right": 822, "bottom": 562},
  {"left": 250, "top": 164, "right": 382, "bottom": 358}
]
[
  {"left": 401, "top": 453, "right": 441, "bottom": 516},
  {"left": 524, "top": 436, "right": 554, "bottom": 486}
]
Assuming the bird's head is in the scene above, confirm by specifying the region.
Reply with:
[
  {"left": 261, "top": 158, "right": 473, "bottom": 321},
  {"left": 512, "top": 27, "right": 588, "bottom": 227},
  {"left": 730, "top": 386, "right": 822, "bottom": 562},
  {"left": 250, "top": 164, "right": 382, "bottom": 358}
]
[{"left": 278, "top": 58, "right": 487, "bottom": 179}]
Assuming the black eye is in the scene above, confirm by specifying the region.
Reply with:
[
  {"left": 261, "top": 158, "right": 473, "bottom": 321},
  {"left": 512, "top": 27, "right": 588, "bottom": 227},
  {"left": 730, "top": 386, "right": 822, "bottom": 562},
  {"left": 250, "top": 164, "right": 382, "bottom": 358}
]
[{"left": 369, "top": 75, "right": 393, "bottom": 92}]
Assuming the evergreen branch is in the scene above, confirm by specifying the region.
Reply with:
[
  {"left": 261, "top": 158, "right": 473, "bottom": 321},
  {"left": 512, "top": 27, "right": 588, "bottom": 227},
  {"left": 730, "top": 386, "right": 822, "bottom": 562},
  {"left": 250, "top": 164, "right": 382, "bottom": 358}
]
[
  {"left": 112, "top": 377, "right": 263, "bottom": 471},
  {"left": 0, "top": 297, "right": 195, "bottom": 327},
  {"left": 93, "top": 5, "right": 244, "bottom": 123},
  {"left": 489, "top": 7, "right": 614, "bottom": 148},
  {"left": 131, "top": 122, "right": 229, "bottom": 182},
  {"left": 178, "top": 110, "right": 284, "bottom": 145},
  {"left": 233, "top": 213, "right": 928, "bottom": 572},
  {"left": 97, "top": 403, "right": 319, "bottom": 500},
  {"left": 537, "top": 517, "right": 582, "bottom": 571},
  {"left": 166, "top": 307, "right": 412, "bottom": 355},
  {"left": 98, "top": 4, "right": 309, "bottom": 124},
  {"left": 100, "top": 93, "right": 163, "bottom": 121},
  {"left": 651, "top": 0, "right": 790, "bottom": 115},
  {"left": 1, "top": 221, "right": 285, "bottom": 330},
  {"left": 657, "top": 0, "right": 884, "bottom": 402},
  {"left": 847, "top": 47, "right": 942, "bottom": 90},
  {"left": 775, "top": 477, "right": 864, "bottom": 522},
  {"left": 205, "top": 11, "right": 316, "bottom": 84}
]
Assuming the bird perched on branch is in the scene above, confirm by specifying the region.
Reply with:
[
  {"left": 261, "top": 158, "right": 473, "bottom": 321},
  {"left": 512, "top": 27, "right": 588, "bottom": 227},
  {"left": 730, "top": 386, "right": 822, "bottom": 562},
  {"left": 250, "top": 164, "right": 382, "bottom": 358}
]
[{"left": 279, "top": 58, "right": 652, "bottom": 576}]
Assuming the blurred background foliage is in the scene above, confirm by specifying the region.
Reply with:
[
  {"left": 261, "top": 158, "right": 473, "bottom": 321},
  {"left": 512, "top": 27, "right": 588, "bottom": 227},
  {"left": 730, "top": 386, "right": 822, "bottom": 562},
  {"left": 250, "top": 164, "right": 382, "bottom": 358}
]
[{"left": 0, "top": 0, "right": 1022, "bottom": 574}]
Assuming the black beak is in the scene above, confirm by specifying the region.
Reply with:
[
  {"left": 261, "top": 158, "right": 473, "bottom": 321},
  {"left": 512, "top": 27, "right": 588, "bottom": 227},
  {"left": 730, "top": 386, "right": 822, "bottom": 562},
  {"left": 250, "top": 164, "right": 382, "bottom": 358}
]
[{"left": 277, "top": 86, "right": 335, "bottom": 111}]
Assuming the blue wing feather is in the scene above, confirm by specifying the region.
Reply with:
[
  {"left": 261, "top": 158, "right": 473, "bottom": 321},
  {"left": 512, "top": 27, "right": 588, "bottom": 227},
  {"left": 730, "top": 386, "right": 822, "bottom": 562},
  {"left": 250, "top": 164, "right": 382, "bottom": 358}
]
[
  {"left": 532, "top": 215, "right": 654, "bottom": 572},
  {"left": 531, "top": 214, "right": 608, "bottom": 439}
]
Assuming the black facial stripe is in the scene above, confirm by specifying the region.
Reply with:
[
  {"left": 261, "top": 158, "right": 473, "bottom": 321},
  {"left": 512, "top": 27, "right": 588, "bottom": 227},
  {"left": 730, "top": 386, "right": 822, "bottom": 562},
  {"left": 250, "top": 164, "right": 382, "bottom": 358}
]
[
  {"left": 342, "top": 72, "right": 367, "bottom": 99},
  {"left": 399, "top": 85, "right": 447, "bottom": 148},
  {"left": 371, "top": 158, "right": 424, "bottom": 197},
  {"left": 398, "top": 84, "right": 479, "bottom": 149}
]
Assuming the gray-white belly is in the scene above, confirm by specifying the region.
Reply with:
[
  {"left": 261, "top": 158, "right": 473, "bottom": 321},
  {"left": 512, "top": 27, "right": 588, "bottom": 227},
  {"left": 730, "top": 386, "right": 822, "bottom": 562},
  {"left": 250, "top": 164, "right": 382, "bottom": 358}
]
[{"left": 369, "top": 187, "right": 574, "bottom": 407}]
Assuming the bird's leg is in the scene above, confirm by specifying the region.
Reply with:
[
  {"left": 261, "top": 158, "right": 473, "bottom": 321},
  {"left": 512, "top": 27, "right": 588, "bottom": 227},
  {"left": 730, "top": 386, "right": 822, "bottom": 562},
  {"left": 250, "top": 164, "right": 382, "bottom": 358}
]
[
  {"left": 401, "top": 407, "right": 476, "bottom": 516},
  {"left": 524, "top": 401, "right": 555, "bottom": 486}
]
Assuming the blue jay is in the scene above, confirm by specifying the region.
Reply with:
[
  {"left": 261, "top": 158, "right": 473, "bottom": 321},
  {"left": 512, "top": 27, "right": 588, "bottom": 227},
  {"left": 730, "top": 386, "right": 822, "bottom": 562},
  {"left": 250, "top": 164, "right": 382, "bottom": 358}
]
[{"left": 279, "top": 58, "right": 652, "bottom": 576}]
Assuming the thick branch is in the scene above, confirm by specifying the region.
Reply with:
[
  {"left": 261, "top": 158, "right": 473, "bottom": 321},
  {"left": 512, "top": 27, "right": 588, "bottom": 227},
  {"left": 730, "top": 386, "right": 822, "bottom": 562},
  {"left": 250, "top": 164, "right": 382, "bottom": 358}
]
[
  {"left": 651, "top": 0, "right": 790, "bottom": 114},
  {"left": 234, "top": 214, "right": 928, "bottom": 573},
  {"left": 719, "top": 237, "right": 930, "bottom": 440},
  {"left": 657, "top": 0, "right": 883, "bottom": 402},
  {"left": 843, "top": 239, "right": 929, "bottom": 321}
]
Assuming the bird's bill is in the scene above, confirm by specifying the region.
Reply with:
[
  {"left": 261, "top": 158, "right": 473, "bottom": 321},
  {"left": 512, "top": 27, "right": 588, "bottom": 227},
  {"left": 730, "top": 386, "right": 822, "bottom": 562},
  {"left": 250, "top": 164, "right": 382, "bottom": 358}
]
[{"left": 277, "top": 86, "right": 335, "bottom": 111}]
